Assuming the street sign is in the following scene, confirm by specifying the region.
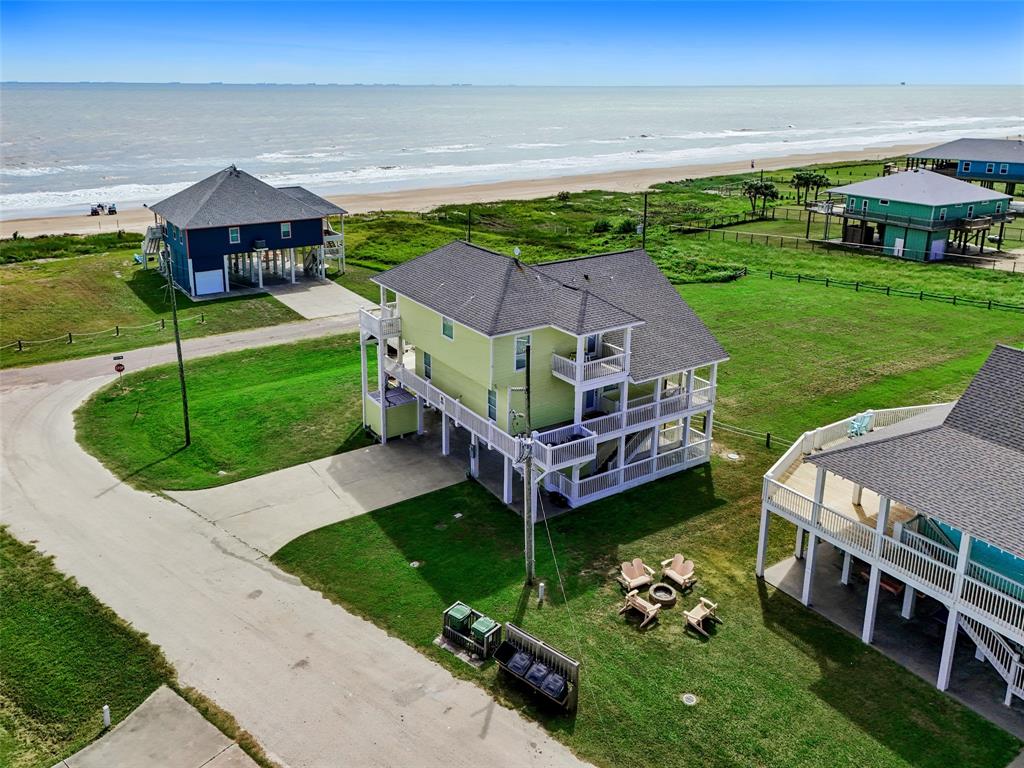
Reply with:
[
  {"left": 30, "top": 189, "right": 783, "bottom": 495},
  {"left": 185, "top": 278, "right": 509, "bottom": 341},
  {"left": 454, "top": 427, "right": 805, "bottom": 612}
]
[{"left": 114, "top": 363, "right": 125, "bottom": 373}]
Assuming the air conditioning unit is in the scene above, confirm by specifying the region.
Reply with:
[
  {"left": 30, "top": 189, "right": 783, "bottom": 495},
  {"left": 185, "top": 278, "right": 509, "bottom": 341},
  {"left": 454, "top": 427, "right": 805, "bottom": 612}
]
[{"left": 253, "top": 239, "right": 267, "bottom": 251}]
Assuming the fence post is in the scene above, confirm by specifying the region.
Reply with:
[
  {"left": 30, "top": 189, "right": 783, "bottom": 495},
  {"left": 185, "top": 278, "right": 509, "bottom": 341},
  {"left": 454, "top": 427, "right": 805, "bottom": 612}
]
[
  {"left": 67, "top": 332, "right": 73, "bottom": 344},
  {"left": 855, "top": 281, "right": 859, "bottom": 292},
  {"left": 886, "top": 286, "right": 890, "bottom": 296},
  {"left": 919, "top": 291, "right": 924, "bottom": 300},
  {"left": 17, "top": 340, "right": 23, "bottom": 352},
  {"left": 765, "top": 432, "right": 772, "bottom": 449},
  {"left": 161, "top": 318, "right": 166, "bottom": 330},
  {"left": 797, "top": 274, "right": 801, "bottom": 283},
  {"left": 988, "top": 299, "right": 992, "bottom": 310},
  {"left": 825, "top": 278, "right": 829, "bottom": 287},
  {"left": 770, "top": 270, "right": 773, "bottom": 279},
  {"left": 201, "top": 312, "right": 205, "bottom": 324},
  {"left": 953, "top": 295, "right": 957, "bottom": 306},
  {"left": 115, "top": 325, "right": 119, "bottom": 336}
]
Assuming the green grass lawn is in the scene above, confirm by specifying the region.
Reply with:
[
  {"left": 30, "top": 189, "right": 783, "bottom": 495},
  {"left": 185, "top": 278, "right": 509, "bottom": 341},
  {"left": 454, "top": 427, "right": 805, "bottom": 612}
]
[
  {"left": 268, "top": 276, "right": 1022, "bottom": 768},
  {"left": 0, "top": 529, "right": 174, "bottom": 768},
  {"left": 74, "top": 333, "right": 373, "bottom": 492},
  {"left": 0, "top": 246, "right": 301, "bottom": 368}
]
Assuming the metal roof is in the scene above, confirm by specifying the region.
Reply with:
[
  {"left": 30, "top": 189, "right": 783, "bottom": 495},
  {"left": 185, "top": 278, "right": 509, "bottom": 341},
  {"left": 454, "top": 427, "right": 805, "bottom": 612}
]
[
  {"left": 151, "top": 166, "right": 341, "bottom": 229},
  {"left": 373, "top": 241, "right": 727, "bottom": 382},
  {"left": 828, "top": 169, "right": 1011, "bottom": 207},
  {"left": 809, "top": 345, "right": 1024, "bottom": 558},
  {"left": 908, "top": 138, "right": 1024, "bottom": 164}
]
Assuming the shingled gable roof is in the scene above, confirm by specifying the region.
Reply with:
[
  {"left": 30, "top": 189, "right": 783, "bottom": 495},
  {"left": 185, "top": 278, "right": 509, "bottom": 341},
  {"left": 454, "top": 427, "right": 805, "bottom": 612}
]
[
  {"left": 373, "top": 241, "right": 727, "bottom": 383},
  {"left": 809, "top": 345, "right": 1024, "bottom": 559},
  {"left": 150, "top": 166, "right": 338, "bottom": 229},
  {"left": 277, "top": 186, "right": 348, "bottom": 216},
  {"left": 828, "top": 168, "right": 1011, "bottom": 207},
  {"left": 909, "top": 138, "right": 1024, "bottom": 164}
]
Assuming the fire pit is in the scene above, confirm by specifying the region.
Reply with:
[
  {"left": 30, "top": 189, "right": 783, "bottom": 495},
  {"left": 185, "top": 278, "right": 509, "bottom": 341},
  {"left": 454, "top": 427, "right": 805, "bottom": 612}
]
[{"left": 648, "top": 582, "right": 677, "bottom": 608}]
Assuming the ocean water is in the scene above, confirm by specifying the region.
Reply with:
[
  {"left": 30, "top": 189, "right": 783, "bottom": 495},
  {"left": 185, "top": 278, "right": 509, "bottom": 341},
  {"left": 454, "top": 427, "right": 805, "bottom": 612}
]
[{"left": 0, "top": 83, "right": 1021, "bottom": 218}]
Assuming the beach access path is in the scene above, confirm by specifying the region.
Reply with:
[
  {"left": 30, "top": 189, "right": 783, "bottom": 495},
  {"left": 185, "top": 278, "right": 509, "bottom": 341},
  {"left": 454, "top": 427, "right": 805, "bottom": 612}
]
[
  {"left": 0, "top": 142, "right": 932, "bottom": 238},
  {"left": 2, "top": 317, "right": 587, "bottom": 768}
]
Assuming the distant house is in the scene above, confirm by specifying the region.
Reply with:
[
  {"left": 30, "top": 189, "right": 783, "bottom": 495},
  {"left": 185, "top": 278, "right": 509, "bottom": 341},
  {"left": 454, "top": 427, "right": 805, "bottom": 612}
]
[
  {"left": 357, "top": 241, "right": 727, "bottom": 510},
  {"left": 143, "top": 165, "right": 346, "bottom": 297},
  {"left": 811, "top": 169, "right": 1013, "bottom": 261},
  {"left": 907, "top": 138, "right": 1024, "bottom": 194},
  {"left": 758, "top": 345, "right": 1024, "bottom": 709}
]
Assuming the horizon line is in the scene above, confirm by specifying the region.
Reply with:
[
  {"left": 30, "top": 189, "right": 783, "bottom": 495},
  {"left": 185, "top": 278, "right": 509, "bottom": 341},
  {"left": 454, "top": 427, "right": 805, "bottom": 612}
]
[{"left": 3, "top": 80, "right": 1023, "bottom": 88}]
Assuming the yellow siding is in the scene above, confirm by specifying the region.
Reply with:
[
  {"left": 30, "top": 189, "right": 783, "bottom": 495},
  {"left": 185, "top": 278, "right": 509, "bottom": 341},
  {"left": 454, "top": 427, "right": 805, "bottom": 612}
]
[{"left": 493, "top": 326, "right": 576, "bottom": 432}]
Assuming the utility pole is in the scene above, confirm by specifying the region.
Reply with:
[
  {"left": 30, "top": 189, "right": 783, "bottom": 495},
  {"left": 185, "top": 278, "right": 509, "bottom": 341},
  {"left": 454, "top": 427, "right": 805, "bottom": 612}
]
[
  {"left": 466, "top": 207, "right": 472, "bottom": 243},
  {"left": 164, "top": 253, "right": 191, "bottom": 446},
  {"left": 523, "top": 341, "right": 535, "bottom": 584},
  {"left": 642, "top": 192, "right": 649, "bottom": 249}
]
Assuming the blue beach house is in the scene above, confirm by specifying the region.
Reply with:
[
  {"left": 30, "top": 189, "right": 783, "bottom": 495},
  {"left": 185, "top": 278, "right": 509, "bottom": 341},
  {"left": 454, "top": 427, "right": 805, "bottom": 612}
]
[
  {"left": 143, "top": 165, "right": 346, "bottom": 297},
  {"left": 907, "top": 138, "right": 1024, "bottom": 196}
]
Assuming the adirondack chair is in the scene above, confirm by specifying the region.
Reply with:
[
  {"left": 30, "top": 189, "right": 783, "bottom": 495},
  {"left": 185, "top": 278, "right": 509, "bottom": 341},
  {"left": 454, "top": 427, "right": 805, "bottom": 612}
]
[
  {"left": 661, "top": 554, "right": 696, "bottom": 591},
  {"left": 619, "top": 589, "right": 661, "bottom": 629},
  {"left": 617, "top": 558, "right": 655, "bottom": 591},
  {"left": 684, "top": 597, "right": 722, "bottom": 638},
  {"left": 848, "top": 412, "right": 874, "bottom": 438}
]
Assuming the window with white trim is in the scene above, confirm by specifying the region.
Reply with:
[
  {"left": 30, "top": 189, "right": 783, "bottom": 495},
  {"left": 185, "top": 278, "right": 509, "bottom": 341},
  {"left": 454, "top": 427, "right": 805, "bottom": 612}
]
[
  {"left": 962, "top": 161, "right": 971, "bottom": 172},
  {"left": 487, "top": 389, "right": 497, "bottom": 421},
  {"left": 999, "top": 163, "right": 1009, "bottom": 175},
  {"left": 229, "top": 227, "right": 240, "bottom": 244},
  {"left": 996, "top": 202, "right": 1003, "bottom": 214},
  {"left": 967, "top": 205, "right": 975, "bottom": 218},
  {"left": 879, "top": 199, "right": 889, "bottom": 207},
  {"left": 986, "top": 163, "right": 995, "bottom": 174},
  {"left": 442, "top": 316, "right": 454, "bottom": 340},
  {"left": 514, "top": 335, "right": 530, "bottom": 371},
  {"left": 861, "top": 199, "right": 869, "bottom": 213},
  {"left": 280, "top": 222, "right": 292, "bottom": 239},
  {"left": 423, "top": 352, "right": 432, "bottom": 379},
  {"left": 938, "top": 208, "right": 947, "bottom": 221}
]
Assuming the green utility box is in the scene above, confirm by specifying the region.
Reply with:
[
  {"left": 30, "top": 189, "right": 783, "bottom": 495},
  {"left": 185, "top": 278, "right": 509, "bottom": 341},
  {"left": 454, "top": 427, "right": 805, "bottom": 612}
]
[
  {"left": 471, "top": 616, "right": 498, "bottom": 643},
  {"left": 446, "top": 602, "right": 473, "bottom": 633}
]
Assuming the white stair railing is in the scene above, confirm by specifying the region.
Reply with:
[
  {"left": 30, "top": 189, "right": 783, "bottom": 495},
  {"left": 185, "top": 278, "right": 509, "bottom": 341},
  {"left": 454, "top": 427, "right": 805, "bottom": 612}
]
[{"left": 959, "top": 614, "right": 1023, "bottom": 706}]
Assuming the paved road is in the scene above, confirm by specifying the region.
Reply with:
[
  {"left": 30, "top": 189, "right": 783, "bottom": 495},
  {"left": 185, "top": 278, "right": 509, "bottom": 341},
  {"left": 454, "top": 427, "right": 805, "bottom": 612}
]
[
  {"left": 1, "top": 325, "right": 585, "bottom": 768},
  {"left": 53, "top": 686, "right": 258, "bottom": 768}
]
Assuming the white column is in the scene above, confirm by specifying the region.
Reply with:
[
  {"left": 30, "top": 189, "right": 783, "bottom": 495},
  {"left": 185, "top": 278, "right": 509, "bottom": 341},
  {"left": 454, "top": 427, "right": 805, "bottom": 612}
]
[
  {"left": 623, "top": 327, "right": 632, "bottom": 373},
  {"left": 359, "top": 336, "right": 368, "bottom": 429},
  {"left": 852, "top": 483, "right": 864, "bottom": 506},
  {"left": 469, "top": 434, "right": 479, "bottom": 478},
  {"left": 574, "top": 389, "right": 584, "bottom": 424},
  {"left": 862, "top": 494, "right": 891, "bottom": 644},
  {"left": 841, "top": 551, "right": 852, "bottom": 585},
  {"left": 755, "top": 505, "right": 771, "bottom": 577},
  {"left": 416, "top": 396, "right": 424, "bottom": 435},
  {"left": 937, "top": 608, "right": 960, "bottom": 691},
  {"left": 503, "top": 456, "right": 513, "bottom": 504},
  {"left": 802, "top": 466, "right": 827, "bottom": 605},
  {"left": 290, "top": 247, "right": 296, "bottom": 284},
  {"left": 795, "top": 526, "right": 805, "bottom": 559},
  {"left": 222, "top": 255, "right": 231, "bottom": 293},
  {"left": 901, "top": 586, "right": 917, "bottom": 619},
  {"left": 441, "top": 415, "right": 450, "bottom": 456},
  {"left": 257, "top": 252, "right": 263, "bottom": 288}
]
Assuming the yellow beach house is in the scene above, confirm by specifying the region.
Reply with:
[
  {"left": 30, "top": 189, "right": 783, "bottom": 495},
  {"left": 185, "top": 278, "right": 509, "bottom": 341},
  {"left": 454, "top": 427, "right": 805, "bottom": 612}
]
[{"left": 358, "top": 241, "right": 727, "bottom": 512}]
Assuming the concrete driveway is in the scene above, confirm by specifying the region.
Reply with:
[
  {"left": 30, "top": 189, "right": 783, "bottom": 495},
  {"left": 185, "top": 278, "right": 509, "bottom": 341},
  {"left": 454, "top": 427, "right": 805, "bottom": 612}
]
[
  {"left": 170, "top": 438, "right": 467, "bottom": 555},
  {"left": 53, "top": 686, "right": 257, "bottom": 768},
  {"left": 266, "top": 280, "right": 373, "bottom": 319},
  {"left": 1, "top": 328, "right": 586, "bottom": 768}
]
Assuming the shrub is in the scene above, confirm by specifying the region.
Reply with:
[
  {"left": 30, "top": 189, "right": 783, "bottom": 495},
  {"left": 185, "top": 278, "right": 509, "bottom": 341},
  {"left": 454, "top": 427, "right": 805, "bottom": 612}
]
[
  {"left": 591, "top": 218, "right": 612, "bottom": 234},
  {"left": 555, "top": 191, "right": 571, "bottom": 202},
  {"left": 614, "top": 219, "right": 636, "bottom": 235}
]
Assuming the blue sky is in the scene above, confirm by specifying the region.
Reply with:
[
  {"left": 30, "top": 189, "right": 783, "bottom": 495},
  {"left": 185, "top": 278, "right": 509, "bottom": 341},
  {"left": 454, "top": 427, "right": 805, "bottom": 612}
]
[{"left": 3, "top": 1, "right": 1023, "bottom": 85}]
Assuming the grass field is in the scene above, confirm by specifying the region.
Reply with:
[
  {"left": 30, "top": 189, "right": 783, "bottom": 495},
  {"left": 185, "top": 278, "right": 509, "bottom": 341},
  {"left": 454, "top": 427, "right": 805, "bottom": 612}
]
[
  {"left": 75, "top": 333, "right": 373, "bottom": 492},
  {"left": 0, "top": 241, "right": 301, "bottom": 368},
  {"left": 0, "top": 529, "right": 173, "bottom": 768}
]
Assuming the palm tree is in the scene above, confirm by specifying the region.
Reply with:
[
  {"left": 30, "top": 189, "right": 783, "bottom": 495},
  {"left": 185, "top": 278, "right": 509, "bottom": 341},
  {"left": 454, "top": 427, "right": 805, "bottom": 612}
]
[
  {"left": 760, "top": 182, "right": 780, "bottom": 216},
  {"left": 809, "top": 173, "right": 832, "bottom": 201},
  {"left": 741, "top": 179, "right": 762, "bottom": 214},
  {"left": 791, "top": 171, "right": 814, "bottom": 204}
]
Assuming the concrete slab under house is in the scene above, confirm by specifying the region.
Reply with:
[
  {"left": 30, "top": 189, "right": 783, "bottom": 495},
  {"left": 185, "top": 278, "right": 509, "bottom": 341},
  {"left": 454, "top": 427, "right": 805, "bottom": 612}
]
[
  {"left": 907, "top": 138, "right": 1024, "bottom": 195},
  {"left": 756, "top": 344, "right": 1024, "bottom": 730},
  {"left": 356, "top": 240, "right": 728, "bottom": 538},
  {"left": 806, "top": 168, "right": 1014, "bottom": 261},
  {"left": 142, "top": 165, "right": 347, "bottom": 298}
]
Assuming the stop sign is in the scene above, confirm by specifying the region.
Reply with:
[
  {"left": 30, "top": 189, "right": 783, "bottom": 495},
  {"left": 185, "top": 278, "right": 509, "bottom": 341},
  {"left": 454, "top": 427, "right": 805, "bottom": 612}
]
[{"left": 114, "top": 363, "right": 125, "bottom": 373}]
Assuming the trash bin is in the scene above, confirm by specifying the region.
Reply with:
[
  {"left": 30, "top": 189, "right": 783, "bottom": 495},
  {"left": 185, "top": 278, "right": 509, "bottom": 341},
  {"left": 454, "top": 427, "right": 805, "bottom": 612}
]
[
  {"left": 446, "top": 602, "right": 472, "bottom": 633},
  {"left": 471, "top": 616, "right": 498, "bottom": 644}
]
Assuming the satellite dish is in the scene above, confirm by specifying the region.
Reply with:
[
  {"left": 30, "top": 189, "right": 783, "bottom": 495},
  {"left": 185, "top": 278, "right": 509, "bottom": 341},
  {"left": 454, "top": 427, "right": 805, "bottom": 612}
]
[{"left": 513, "top": 247, "right": 521, "bottom": 257}]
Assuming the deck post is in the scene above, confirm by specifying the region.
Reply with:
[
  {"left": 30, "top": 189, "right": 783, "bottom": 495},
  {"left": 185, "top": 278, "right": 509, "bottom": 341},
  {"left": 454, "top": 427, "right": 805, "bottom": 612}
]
[
  {"left": 755, "top": 505, "right": 770, "bottom": 577},
  {"left": 469, "top": 433, "right": 480, "bottom": 478},
  {"left": 503, "top": 456, "right": 513, "bottom": 504},
  {"left": 794, "top": 526, "right": 805, "bottom": 559},
  {"left": 937, "top": 608, "right": 960, "bottom": 691},
  {"left": 901, "top": 586, "right": 917, "bottom": 620},
  {"left": 801, "top": 533, "right": 818, "bottom": 606},
  {"left": 222, "top": 255, "right": 231, "bottom": 293},
  {"left": 290, "top": 247, "right": 296, "bottom": 284},
  {"left": 416, "top": 396, "right": 424, "bottom": 435},
  {"left": 359, "top": 335, "right": 368, "bottom": 430},
  {"left": 840, "top": 550, "right": 852, "bottom": 585},
  {"left": 852, "top": 483, "right": 863, "bottom": 506},
  {"left": 441, "top": 414, "right": 450, "bottom": 456},
  {"left": 377, "top": 339, "right": 388, "bottom": 445},
  {"left": 862, "top": 567, "right": 882, "bottom": 644},
  {"left": 257, "top": 252, "right": 264, "bottom": 288}
]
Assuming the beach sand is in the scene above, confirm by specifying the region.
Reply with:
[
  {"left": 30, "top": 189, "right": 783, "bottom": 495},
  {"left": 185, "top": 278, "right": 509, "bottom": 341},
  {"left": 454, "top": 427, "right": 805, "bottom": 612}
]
[{"left": 0, "top": 142, "right": 931, "bottom": 239}]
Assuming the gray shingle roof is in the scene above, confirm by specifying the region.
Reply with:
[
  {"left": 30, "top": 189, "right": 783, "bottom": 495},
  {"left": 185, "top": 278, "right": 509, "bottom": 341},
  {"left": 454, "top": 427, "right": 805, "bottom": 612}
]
[
  {"left": 909, "top": 138, "right": 1024, "bottom": 164},
  {"left": 373, "top": 242, "right": 727, "bottom": 382},
  {"left": 828, "top": 169, "right": 1011, "bottom": 207},
  {"left": 809, "top": 345, "right": 1024, "bottom": 559},
  {"left": 277, "top": 186, "right": 348, "bottom": 216},
  {"left": 151, "top": 166, "right": 339, "bottom": 229}
]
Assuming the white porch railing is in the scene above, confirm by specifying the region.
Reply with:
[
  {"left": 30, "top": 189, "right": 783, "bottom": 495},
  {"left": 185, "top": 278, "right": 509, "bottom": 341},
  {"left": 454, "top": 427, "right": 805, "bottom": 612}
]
[
  {"left": 532, "top": 425, "right": 598, "bottom": 470},
  {"left": 764, "top": 478, "right": 1024, "bottom": 642},
  {"left": 551, "top": 347, "right": 627, "bottom": 384},
  {"left": 582, "top": 383, "right": 715, "bottom": 438},
  {"left": 359, "top": 303, "right": 402, "bottom": 339},
  {"left": 959, "top": 614, "right": 1024, "bottom": 706},
  {"left": 556, "top": 438, "right": 711, "bottom": 506}
]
